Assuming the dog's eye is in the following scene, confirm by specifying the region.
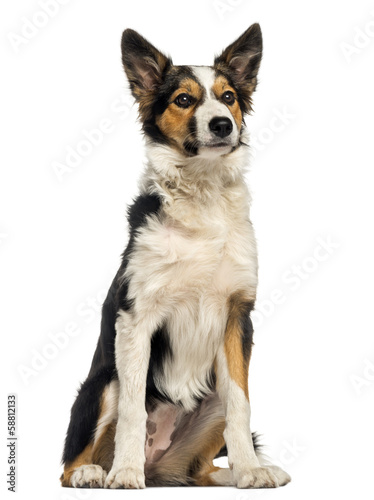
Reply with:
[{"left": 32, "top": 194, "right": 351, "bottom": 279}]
[
  {"left": 222, "top": 91, "right": 235, "bottom": 105},
  {"left": 175, "top": 93, "right": 192, "bottom": 108}
]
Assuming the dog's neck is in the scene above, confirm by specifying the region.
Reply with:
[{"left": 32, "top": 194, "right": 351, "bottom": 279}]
[
  {"left": 140, "top": 137, "right": 251, "bottom": 205},
  {"left": 138, "top": 140, "right": 252, "bottom": 232}
]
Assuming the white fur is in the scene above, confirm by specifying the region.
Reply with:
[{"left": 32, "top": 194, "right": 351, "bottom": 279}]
[
  {"left": 210, "top": 465, "right": 291, "bottom": 488},
  {"left": 191, "top": 66, "right": 240, "bottom": 153},
  {"left": 142, "top": 129, "right": 251, "bottom": 201},
  {"left": 191, "top": 66, "right": 216, "bottom": 96},
  {"left": 215, "top": 345, "right": 282, "bottom": 488},
  {"left": 215, "top": 345, "right": 258, "bottom": 469},
  {"left": 123, "top": 142, "right": 257, "bottom": 411},
  {"left": 71, "top": 464, "right": 107, "bottom": 488},
  {"left": 105, "top": 311, "right": 156, "bottom": 489}
]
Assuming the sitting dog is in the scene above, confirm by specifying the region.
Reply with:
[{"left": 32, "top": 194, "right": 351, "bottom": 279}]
[{"left": 60, "top": 24, "right": 291, "bottom": 489}]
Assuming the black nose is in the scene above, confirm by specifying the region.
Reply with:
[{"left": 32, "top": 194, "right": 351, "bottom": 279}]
[{"left": 209, "top": 117, "right": 233, "bottom": 138}]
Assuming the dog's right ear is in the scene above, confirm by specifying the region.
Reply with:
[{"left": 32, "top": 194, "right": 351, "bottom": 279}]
[{"left": 121, "top": 29, "right": 172, "bottom": 102}]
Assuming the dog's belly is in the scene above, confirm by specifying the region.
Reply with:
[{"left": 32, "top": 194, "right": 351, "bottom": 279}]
[
  {"left": 145, "top": 403, "right": 182, "bottom": 463},
  {"left": 126, "top": 216, "right": 257, "bottom": 410}
]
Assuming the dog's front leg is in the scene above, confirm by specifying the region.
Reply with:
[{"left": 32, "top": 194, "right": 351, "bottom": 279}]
[
  {"left": 105, "top": 310, "right": 153, "bottom": 489},
  {"left": 216, "top": 293, "right": 279, "bottom": 489}
]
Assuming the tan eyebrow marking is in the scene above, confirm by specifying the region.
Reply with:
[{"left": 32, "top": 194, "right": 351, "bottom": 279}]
[
  {"left": 169, "top": 78, "right": 204, "bottom": 103},
  {"left": 212, "top": 75, "right": 242, "bottom": 129}
]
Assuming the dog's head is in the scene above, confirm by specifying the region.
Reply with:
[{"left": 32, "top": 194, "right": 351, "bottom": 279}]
[{"left": 121, "top": 25, "right": 262, "bottom": 159}]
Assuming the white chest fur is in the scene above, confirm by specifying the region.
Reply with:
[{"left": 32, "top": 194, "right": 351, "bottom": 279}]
[{"left": 123, "top": 151, "right": 258, "bottom": 410}]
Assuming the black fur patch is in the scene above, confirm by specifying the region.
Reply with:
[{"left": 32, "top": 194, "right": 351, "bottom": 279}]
[
  {"left": 117, "top": 193, "right": 162, "bottom": 311},
  {"left": 183, "top": 115, "right": 199, "bottom": 156},
  {"left": 121, "top": 29, "right": 172, "bottom": 103},
  {"left": 146, "top": 326, "right": 174, "bottom": 405},
  {"left": 127, "top": 193, "right": 162, "bottom": 236},
  {"left": 240, "top": 302, "right": 255, "bottom": 364},
  {"left": 87, "top": 278, "right": 119, "bottom": 376},
  {"left": 62, "top": 367, "right": 115, "bottom": 464},
  {"left": 62, "top": 193, "right": 163, "bottom": 465}
]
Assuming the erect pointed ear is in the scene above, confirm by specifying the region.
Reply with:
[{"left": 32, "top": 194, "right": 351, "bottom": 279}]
[
  {"left": 121, "top": 29, "right": 172, "bottom": 102},
  {"left": 214, "top": 23, "right": 263, "bottom": 113}
]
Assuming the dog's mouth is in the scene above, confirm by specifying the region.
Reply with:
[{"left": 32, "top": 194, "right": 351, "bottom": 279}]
[
  {"left": 183, "top": 138, "right": 238, "bottom": 158},
  {"left": 204, "top": 142, "right": 231, "bottom": 148},
  {"left": 197, "top": 141, "right": 235, "bottom": 157}
]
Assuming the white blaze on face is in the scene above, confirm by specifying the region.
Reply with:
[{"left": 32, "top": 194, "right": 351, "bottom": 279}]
[{"left": 191, "top": 66, "right": 239, "bottom": 157}]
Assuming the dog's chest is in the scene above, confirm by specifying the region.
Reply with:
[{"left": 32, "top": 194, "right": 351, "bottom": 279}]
[
  {"left": 126, "top": 189, "right": 257, "bottom": 409},
  {"left": 129, "top": 188, "right": 257, "bottom": 294}
]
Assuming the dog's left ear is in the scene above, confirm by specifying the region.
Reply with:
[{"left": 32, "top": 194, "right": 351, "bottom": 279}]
[
  {"left": 121, "top": 29, "right": 172, "bottom": 102},
  {"left": 214, "top": 23, "right": 263, "bottom": 113}
]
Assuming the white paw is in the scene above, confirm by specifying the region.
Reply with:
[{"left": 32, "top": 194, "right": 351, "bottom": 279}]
[
  {"left": 236, "top": 466, "right": 279, "bottom": 489},
  {"left": 71, "top": 464, "right": 107, "bottom": 488},
  {"left": 105, "top": 466, "right": 145, "bottom": 489},
  {"left": 266, "top": 465, "right": 291, "bottom": 486}
]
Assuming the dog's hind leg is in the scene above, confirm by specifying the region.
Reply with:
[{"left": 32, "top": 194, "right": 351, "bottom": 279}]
[
  {"left": 144, "top": 392, "right": 226, "bottom": 486},
  {"left": 196, "top": 437, "right": 291, "bottom": 487},
  {"left": 144, "top": 392, "right": 288, "bottom": 487},
  {"left": 60, "top": 377, "right": 118, "bottom": 487},
  {"left": 193, "top": 434, "right": 291, "bottom": 487}
]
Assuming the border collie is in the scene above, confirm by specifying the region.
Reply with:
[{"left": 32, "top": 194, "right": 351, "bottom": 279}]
[{"left": 61, "top": 24, "right": 291, "bottom": 489}]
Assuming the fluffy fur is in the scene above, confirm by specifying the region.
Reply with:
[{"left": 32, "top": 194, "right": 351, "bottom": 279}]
[{"left": 60, "top": 24, "right": 291, "bottom": 489}]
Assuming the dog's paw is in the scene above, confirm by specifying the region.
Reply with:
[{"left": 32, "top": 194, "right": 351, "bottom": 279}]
[
  {"left": 70, "top": 464, "right": 107, "bottom": 488},
  {"left": 105, "top": 466, "right": 145, "bottom": 489},
  {"left": 266, "top": 465, "right": 291, "bottom": 486},
  {"left": 236, "top": 466, "right": 279, "bottom": 489}
]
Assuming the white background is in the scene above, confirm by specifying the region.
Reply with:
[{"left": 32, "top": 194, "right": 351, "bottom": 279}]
[{"left": 1, "top": 0, "right": 374, "bottom": 499}]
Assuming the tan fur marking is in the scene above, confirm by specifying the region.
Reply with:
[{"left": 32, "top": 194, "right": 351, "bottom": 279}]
[
  {"left": 192, "top": 416, "right": 225, "bottom": 486},
  {"left": 91, "top": 385, "right": 116, "bottom": 471},
  {"left": 224, "top": 291, "right": 252, "bottom": 400},
  {"left": 92, "top": 422, "right": 115, "bottom": 472},
  {"left": 170, "top": 78, "right": 203, "bottom": 102},
  {"left": 60, "top": 443, "right": 94, "bottom": 486},
  {"left": 93, "top": 384, "right": 112, "bottom": 445},
  {"left": 212, "top": 75, "right": 242, "bottom": 130},
  {"left": 138, "top": 92, "right": 157, "bottom": 122},
  {"left": 156, "top": 78, "right": 203, "bottom": 151},
  {"left": 194, "top": 465, "right": 221, "bottom": 486}
]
